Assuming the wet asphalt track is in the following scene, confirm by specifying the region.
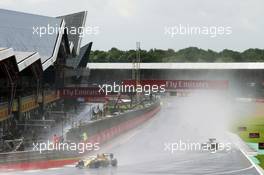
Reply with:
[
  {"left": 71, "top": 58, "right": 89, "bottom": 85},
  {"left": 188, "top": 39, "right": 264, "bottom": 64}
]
[{"left": 3, "top": 97, "right": 261, "bottom": 175}]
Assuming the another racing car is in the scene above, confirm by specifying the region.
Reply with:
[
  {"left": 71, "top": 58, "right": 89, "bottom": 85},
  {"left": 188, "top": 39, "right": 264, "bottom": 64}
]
[
  {"left": 76, "top": 153, "right": 118, "bottom": 169},
  {"left": 201, "top": 138, "right": 219, "bottom": 151}
]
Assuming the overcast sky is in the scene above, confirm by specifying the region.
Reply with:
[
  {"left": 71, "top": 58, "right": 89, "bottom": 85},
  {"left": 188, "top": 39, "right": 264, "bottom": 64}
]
[{"left": 0, "top": 0, "right": 263, "bottom": 51}]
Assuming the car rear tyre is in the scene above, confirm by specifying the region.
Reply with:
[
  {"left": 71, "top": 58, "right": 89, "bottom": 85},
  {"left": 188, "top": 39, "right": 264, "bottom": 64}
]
[{"left": 111, "top": 159, "right": 118, "bottom": 167}]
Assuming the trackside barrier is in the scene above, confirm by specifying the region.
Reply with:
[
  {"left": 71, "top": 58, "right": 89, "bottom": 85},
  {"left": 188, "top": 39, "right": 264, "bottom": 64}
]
[{"left": 0, "top": 102, "right": 160, "bottom": 170}]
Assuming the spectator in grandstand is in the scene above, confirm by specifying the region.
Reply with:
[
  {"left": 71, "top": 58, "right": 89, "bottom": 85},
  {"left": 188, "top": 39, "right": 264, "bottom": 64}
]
[
  {"left": 60, "top": 136, "right": 64, "bottom": 143},
  {"left": 53, "top": 134, "right": 58, "bottom": 145},
  {"left": 82, "top": 132, "right": 88, "bottom": 142},
  {"left": 32, "top": 130, "right": 37, "bottom": 143}
]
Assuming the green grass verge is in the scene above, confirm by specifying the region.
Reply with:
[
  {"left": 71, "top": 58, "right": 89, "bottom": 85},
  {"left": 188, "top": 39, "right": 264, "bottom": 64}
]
[
  {"left": 234, "top": 117, "right": 264, "bottom": 143},
  {"left": 234, "top": 116, "right": 264, "bottom": 169},
  {"left": 255, "top": 155, "right": 264, "bottom": 167}
]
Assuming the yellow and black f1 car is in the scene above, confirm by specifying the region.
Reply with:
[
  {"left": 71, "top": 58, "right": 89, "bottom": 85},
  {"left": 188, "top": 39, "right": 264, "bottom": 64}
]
[{"left": 76, "top": 153, "right": 118, "bottom": 169}]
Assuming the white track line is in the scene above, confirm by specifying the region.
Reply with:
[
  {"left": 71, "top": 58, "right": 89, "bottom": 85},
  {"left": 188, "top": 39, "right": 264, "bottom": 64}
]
[
  {"left": 228, "top": 132, "right": 263, "bottom": 175},
  {"left": 205, "top": 165, "right": 255, "bottom": 175},
  {"left": 239, "top": 148, "right": 263, "bottom": 175}
]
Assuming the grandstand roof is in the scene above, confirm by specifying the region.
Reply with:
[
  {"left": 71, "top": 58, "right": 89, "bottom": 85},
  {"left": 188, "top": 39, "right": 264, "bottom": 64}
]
[
  {"left": 66, "top": 42, "right": 92, "bottom": 69},
  {"left": 0, "top": 47, "right": 42, "bottom": 72},
  {"left": 0, "top": 9, "right": 64, "bottom": 70},
  {"left": 57, "top": 11, "right": 87, "bottom": 55},
  {"left": 0, "top": 48, "right": 14, "bottom": 62},
  {"left": 15, "top": 51, "right": 42, "bottom": 72},
  {"left": 0, "top": 9, "right": 88, "bottom": 72},
  {"left": 88, "top": 62, "right": 264, "bottom": 70}
]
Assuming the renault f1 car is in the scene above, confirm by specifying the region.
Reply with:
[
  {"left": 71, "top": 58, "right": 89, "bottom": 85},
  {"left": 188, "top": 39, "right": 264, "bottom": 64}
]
[{"left": 76, "top": 153, "right": 118, "bottom": 169}]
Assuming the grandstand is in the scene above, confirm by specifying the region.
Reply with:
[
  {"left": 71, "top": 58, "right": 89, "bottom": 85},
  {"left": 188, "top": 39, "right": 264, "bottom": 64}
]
[{"left": 0, "top": 9, "right": 92, "bottom": 150}]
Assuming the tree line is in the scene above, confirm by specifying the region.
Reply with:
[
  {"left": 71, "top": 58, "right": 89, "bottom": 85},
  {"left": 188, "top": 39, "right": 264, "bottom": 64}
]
[{"left": 89, "top": 47, "right": 264, "bottom": 63}]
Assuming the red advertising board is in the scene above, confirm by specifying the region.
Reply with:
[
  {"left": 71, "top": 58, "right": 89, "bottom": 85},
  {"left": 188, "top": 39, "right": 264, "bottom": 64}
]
[
  {"left": 123, "top": 80, "right": 228, "bottom": 90},
  {"left": 60, "top": 87, "right": 105, "bottom": 98},
  {"left": 60, "top": 80, "right": 228, "bottom": 99}
]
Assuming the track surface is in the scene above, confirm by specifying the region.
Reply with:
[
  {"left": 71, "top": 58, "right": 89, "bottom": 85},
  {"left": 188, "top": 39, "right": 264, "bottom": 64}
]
[{"left": 2, "top": 97, "right": 261, "bottom": 175}]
